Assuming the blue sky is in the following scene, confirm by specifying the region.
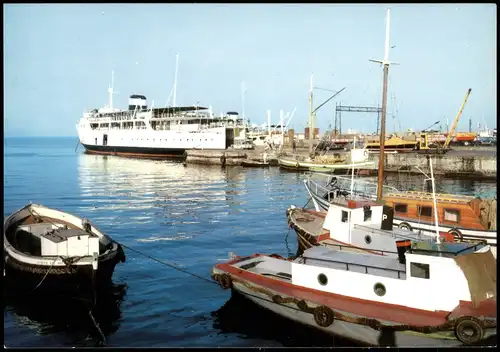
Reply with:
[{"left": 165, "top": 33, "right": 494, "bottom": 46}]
[{"left": 4, "top": 4, "right": 496, "bottom": 137}]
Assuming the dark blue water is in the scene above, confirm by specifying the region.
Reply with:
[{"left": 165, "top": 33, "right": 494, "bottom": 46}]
[{"left": 3, "top": 137, "right": 496, "bottom": 347}]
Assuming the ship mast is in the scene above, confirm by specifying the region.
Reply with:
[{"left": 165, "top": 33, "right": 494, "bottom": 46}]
[
  {"left": 173, "top": 53, "right": 179, "bottom": 107},
  {"left": 108, "top": 70, "right": 115, "bottom": 110},
  {"left": 309, "top": 74, "right": 314, "bottom": 152},
  {"left": 370, "top": 9, "right": 397, "bottom": 201}
]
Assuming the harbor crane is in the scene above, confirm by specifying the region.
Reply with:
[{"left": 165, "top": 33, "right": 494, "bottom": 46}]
[{"left": 416, "top": 88, "right": 472, "bottom": 154}]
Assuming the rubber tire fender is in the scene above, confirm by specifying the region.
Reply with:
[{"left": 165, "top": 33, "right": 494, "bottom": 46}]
[
  {"left": 455, "top": 317, "right": 484, "bottom": 345},
  {"left": 313, "top": 305, "right": 335, "bottom": 327},
  {"left": 449, "top": 229, "right": 463, "bottom": 241},
  {"left": 398, "top": 222, "right": 412, "bottom": 231},
  {"left": 219, "top": 273, "right": 232, "bottom": 290}
]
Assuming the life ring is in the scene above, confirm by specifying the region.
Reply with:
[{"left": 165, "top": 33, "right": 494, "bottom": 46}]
[
  {"left": 398, "top": 222, "right": 412, "bottom": 231},
  {"left": 449, "top": 229, "right": 463, "bottom": 241},
  {"left": 455, "top": 317, "right": 484, "bottom": 345},
  {"left": 218, "top": 273, "right": 232, "bottom": 290},
  {"left": 313, "top": 305, "right": 335, "bottom": 327}
]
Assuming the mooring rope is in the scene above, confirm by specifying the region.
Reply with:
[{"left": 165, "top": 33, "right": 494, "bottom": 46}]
[
  {"left": 302, "top": 196, "right": 312, "bottom": 209},
  {"left": 88, "top": 309, "right": 106, "bottom": 346},
  {"left": 117, "top": 243, "right": 219, "bottom": 286},
  {"left": 31, "top": 256, "right": 59, "bottom": 291},
  {"left": 74, "top": 138, "right": 80, "bottom": 152}
]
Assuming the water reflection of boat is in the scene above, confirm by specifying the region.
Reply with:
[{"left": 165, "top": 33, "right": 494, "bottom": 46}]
[
  {"left": 211, "top": 291, "right": 351, "bottom": 347},
  {"left": 77, "top": 154, "right": 247, "bottom": 210},
  {"left": 4, "top": 282, "right": 127, "bottom": 347}
]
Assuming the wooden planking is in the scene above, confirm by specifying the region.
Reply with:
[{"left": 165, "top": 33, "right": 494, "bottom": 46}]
[{"left": 384, "top": 196, "right": 487, "bottom": 230}]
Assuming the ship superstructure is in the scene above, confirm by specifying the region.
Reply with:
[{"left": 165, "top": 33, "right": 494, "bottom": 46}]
[{"left": 76, "top": 72, "right": 244, "bottom": 157}]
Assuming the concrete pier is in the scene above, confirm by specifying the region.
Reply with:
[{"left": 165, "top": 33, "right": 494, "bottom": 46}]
[
  {"left": 372, "top": 153, "right": 497, "bottom": 179},
  {"left": 184, "top": 146, "right": 496, "bottom": 180}
]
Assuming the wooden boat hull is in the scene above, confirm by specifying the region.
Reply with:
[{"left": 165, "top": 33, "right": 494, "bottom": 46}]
[
  {"left": 241, "top": 160, "right": 270, "bottom": 167},
  {"left": 4, "top": 248, "right": 123, "bottom": 294},
  {"left": 278, "top": 158, "right": 376, "bottom": 173},
  {"left": 304, "top": 180, "right": 497, "bottom": 257},
  {"left": 3, "top": 204, "right": 126, "bottom": 293},
  {"left": 212, "top": 261, "right": 496, "bottom": 347}
]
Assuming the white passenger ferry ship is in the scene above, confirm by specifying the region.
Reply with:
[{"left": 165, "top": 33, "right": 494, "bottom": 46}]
[{"left": 76, "top": 75, "right": 244, "bottom": 158}]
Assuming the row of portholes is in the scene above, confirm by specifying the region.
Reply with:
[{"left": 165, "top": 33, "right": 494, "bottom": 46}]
[{"left": 317, "top": 273, "right": 386, "bottom": 297}]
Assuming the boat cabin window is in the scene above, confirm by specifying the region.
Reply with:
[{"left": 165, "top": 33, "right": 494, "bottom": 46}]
[
  {"left": 410, "top": 262, "right": 430, "bottom": 279},
  {"left": 418, "top": 206, "right": 433, "bottom": 217},
  {"left": 394, "top": 203, "right": 408, "bottom": 213},
  {"left": 341, "top": 210, "right": 349, "bottom": 223},
  {"left": 444, "top": 209, "right": 460, "bottom": 223},
  {"left": 363, "top": 206, "right": 372, "bottom": 222}
]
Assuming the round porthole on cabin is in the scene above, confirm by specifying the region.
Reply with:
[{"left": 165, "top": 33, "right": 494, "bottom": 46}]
[
  {"left": 364, "top": 235, "right": 372, "bottom": 244},
  {"left": 374, "top": 283, "right": 386, "bottom": 296},
  {"left": 318, "top": 273, "right": 328, "bottom": 286}
]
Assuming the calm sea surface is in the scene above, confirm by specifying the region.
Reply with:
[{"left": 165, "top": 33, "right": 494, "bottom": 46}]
[{"left": 3, "top": 137, "right": 496, "bottom": 347}]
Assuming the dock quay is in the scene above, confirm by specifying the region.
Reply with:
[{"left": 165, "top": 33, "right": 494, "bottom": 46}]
[{"left": 184, "top": 146, "right": 497, "bottom": 180}]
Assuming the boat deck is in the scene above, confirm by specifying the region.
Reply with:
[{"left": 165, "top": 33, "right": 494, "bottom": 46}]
[
  {"left": 288, "top": 208, "right": 326, "bottom": 237},
  {"left": 231, "top": 246, "right": 407, "bottom": 282},
  {"left": 300, "top": 246, "right": 407, "bottom": 280},
  {"left": 232, "top": 256, "right": 293, "bottom": 282}
]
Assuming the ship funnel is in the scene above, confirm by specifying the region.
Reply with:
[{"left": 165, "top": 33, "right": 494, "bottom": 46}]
[{"left": 129, "top": 94, "right": 148, "bottom": 111}]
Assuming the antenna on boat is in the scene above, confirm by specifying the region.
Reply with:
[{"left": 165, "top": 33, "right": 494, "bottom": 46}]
[
  {"left": 350, "top": 136, "right": 357, "bottom": 196},
  {"left": 428, "top": 157, "right": 441, "bottom": 243},
  {"left": 173, "top": 53, "right": 179, "bottom": 107},
  {"left": 415, "top": 157, "right": 441, "bottom": 243},
  {"left": 369, "top": 8, "right": 399, "bottom": 201}
]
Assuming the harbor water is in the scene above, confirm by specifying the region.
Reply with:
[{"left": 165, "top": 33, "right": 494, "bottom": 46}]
[{"left": 3, "top": 137, "right": 497, "bottom": 347}]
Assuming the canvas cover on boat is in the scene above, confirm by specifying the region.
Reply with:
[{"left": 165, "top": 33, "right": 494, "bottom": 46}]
[
  {"left": 454, "top": 249, "right": 497, "bottom": 307},
  {"left": 479, "top": 199, "right": 497, "bottom": 230}
]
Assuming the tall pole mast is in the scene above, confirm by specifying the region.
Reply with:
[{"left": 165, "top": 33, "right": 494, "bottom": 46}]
[
  {"left": 241, "top": 81, "right": 246, "bottom": 126},
  {"left": 309, "top": 74, "right": 314, "bottom": 152},
  {"left": 173, "top": 53, "right": 179, "bottom": 107},
  {"left": 108, "top": 70, "right": 115, "bottom": 110},
  {"left": 370, "top": 9, "right": 396, "bottom": 201}
]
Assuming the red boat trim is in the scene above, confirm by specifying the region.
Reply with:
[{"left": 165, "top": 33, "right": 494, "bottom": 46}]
[
  {"left": 396, "top": 240, "right": 412, "bottom": 247},
  {"left": 217, "top": 261, "right": 454, "bottom": 326}
]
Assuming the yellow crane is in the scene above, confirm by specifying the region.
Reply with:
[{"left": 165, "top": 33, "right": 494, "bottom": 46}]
[
  {"left": 443, "top": 88, "right": 472, "bottom": 149},
  {"left": 416, "top": 88, "right": 472, "bottom": 154}
]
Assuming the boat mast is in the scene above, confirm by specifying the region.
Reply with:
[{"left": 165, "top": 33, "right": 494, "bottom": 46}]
[
  {"left": 108, "top": 70, "right": 115, "bottom": 110},
  {"left": 370, "top": 9, "right": 393, "bottom": 201},
  {"left": 173, "top": 53, "right": 179, "bottom": 107},
  {"left": 309, "top": 74, "right": 314, "bottom": 152},
  {"left": 241, "top": 81, "right": 246, "bottom": 126},
  {"left": 428, "top": 157, "right": 441, "bottom": 244},
  {"left": 280, "top": 109, "right": 284, "bottom": 147}
]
